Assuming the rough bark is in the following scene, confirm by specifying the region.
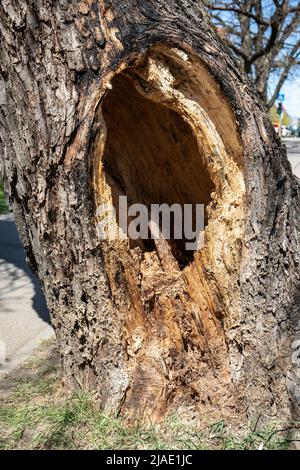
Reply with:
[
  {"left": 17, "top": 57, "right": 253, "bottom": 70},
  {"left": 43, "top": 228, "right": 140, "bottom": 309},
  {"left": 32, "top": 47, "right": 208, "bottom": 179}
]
[{"left": 0, "top": 0, "right": 299, "bottom": 424}]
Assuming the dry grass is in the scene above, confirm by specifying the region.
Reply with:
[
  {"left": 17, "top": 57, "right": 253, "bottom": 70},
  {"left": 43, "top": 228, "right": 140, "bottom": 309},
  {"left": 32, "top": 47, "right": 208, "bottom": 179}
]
[
  {"left": 0, "top": 340, "right": 299, "bottom": 450},
  {"left": 0, "top": 180, "right": 8, "bottom": 214}
]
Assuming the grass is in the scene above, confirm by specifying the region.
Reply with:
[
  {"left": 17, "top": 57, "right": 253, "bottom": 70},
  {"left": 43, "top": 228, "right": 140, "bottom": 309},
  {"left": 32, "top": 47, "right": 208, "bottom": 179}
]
[
  {"left": 0, "top": 341, "right": 299, "bottom": 450},
  {"left": 0, "top": 179, "right": 8, "bottom": 214}
]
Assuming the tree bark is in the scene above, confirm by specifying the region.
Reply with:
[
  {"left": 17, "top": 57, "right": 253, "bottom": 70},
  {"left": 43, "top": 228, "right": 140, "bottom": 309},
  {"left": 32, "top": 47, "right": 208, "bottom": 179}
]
[{"left": 0, "top": 0, "right": 300, "bottom": 424}]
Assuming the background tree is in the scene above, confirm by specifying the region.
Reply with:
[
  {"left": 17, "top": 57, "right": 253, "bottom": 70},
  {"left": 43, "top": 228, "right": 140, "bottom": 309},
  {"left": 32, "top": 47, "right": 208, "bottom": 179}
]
[
  {"left": 0, "top": 0, "right": 299, "bottom": 424},
  {"left": 207, "top": 0, "right": 300, "bottom": 108},
  {"left": 269, "top": 105, "right": 292, "bottom": 124}
]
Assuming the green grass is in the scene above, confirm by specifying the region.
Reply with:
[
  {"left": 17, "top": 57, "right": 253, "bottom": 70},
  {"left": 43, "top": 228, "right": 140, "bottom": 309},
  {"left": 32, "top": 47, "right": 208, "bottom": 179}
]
[
  {"left": 0, "top": 342, "right": 299, "bottom": 450},
  {"left": 0, "top": 179, "right": 8, "bottom": 214}
]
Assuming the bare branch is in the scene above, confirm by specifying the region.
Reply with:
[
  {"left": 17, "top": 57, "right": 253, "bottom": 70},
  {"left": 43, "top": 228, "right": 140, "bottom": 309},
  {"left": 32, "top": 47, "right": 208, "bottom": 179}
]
[
  {"left": 268, "top": 37, "right": 300, "bottom": 108},
  {"left": 207, "top": 0, "right": 300, "bottom": 105},
  {"left": 208, "top": 4, "right": 270, "bottom": 26}
]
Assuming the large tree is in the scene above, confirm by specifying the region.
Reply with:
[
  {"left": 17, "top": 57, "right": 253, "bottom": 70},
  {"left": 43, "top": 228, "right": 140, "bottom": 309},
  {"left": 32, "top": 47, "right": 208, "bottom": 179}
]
[
  {"left": 207, "top": 0, "right": 300, "bottom": 108},
  {"left": 0, "top": 0, "right": 299, "bottom": 423}
]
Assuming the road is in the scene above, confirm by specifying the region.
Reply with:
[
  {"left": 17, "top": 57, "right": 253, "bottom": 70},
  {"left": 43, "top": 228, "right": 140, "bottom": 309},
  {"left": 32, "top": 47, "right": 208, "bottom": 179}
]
[
  {"left": 0, "top": 138, "right": 299, "bottom": 375},
  {"left": 0, "top": 214, "right": 53, "bottom": 374},
  {"left": 283, "top": 137, "right": 300, "bottom": 178}
]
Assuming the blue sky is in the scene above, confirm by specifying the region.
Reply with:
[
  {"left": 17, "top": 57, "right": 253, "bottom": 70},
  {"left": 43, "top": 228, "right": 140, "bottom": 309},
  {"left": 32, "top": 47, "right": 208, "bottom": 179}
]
[{"left": 278, "top": 79, "right": 300, "bottom": 119}]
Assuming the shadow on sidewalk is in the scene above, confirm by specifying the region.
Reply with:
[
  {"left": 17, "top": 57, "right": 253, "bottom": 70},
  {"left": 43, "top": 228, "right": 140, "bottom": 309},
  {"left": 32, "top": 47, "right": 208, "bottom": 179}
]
[{"left": 0, "top": 217, "right": 50, "bottom": 325}]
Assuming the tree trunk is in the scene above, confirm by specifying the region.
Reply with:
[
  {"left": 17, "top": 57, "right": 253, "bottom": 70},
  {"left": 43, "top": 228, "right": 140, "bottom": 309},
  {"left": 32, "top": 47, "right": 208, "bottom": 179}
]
[{"left": 0, "top": 0, "right": 300, "bottom": 424}]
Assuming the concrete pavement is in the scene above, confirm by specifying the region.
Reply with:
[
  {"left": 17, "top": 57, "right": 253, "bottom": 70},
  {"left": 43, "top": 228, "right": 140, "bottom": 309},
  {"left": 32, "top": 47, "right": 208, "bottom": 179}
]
[
  {"left": 0, "top": 214, "right": 53, "bottom": 374},
  {"left": 283, "top": 137, "right": 300, "bottom": 179}
]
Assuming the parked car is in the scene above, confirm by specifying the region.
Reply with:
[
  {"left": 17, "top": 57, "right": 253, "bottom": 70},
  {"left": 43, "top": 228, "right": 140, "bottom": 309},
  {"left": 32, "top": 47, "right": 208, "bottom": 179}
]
[
  {"left": 272, "top": 123, "right": 293, "bottom": 137},
  {"left": 289, "top": 125, "right": 300, "bottom": 137},
  {"left": 281, "top": 125, "right": 291, "bottom": 137}
]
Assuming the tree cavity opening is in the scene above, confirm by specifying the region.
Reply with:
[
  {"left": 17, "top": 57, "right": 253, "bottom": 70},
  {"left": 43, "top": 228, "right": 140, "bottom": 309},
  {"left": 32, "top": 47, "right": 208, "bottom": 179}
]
[{"left": 101, "top": 73, "right": 215, "bottom": 269}]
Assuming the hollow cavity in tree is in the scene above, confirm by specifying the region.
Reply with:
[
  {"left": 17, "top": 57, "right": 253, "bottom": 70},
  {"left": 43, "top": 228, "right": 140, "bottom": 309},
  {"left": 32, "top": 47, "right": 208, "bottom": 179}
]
[
  {"left": 91, "top": 49, "right": 245, "bottom": 420},
  {"left": 101, "top": 73, "right": 214, "bottom": 268},
  {"left": 93, "top": 47, "right": 244, "bottom": 276}
]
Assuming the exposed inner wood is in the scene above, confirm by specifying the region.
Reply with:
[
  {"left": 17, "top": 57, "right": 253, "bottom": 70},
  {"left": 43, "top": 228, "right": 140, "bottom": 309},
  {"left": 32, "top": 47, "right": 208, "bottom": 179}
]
[
  {"left": 92, "top": 47, "right": 246, "bottom": 420},
  {"left": 102, "top": 74, "right": 214, "bottom": 267}
]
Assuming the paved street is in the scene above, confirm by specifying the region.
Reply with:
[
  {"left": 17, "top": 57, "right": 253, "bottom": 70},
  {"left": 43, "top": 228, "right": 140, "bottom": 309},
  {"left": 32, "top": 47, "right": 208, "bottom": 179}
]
[
  {"left": 0, "top": 137, "right": 299, "bottom": 375},
  {"left": 283, "top": 137, "right": 300, "bottom": 178},
  {"left": 0, "top": 214, "right": 53, "bottom": 374}
]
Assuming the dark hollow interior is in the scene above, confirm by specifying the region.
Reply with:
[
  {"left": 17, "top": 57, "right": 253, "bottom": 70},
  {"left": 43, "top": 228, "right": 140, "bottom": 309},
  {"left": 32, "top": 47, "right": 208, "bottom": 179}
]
[{"left": 101, "top": 73, "right": 215, "bottom": 268}]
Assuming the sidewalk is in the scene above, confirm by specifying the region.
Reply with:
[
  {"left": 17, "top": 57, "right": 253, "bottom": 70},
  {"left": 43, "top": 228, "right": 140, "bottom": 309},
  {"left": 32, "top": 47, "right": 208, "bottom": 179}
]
[
  {"left": 284, "top": 137, "right": 300, "bottom": 178},
  {"left": 0, "top": 214, "right": 53, "bottom": 374}
]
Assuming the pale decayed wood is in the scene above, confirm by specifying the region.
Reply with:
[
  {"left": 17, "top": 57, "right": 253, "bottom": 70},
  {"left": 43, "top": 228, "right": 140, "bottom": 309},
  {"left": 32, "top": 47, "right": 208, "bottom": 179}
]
[{"left": 92, "top": 47, "right": 246, "bottom": 419}]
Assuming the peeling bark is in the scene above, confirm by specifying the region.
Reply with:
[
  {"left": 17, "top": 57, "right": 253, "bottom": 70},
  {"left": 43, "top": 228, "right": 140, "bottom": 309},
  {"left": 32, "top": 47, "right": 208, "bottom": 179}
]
[{"left": 0, "top": 0, "right": 299, "bottom": 423}]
